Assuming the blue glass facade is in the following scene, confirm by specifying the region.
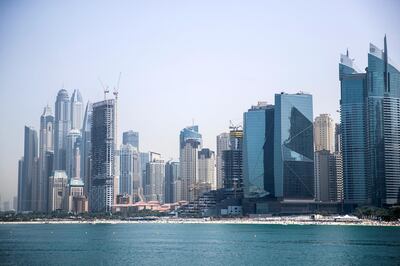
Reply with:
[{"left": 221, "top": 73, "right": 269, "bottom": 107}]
[
  {"left": 180, "top": 125, "right": 202, "bottom": 147},
  {"left": 263, "top": 107, "right": 275, "bottom": 196},
  {"left": 123, "top": 131, "right": 139, "bottom": 150},
  {"left": 243, "top": 103, "right": 273, "bottom": 198},
  {"left": 340, "top": 37, "right": 400, "bottom": 206},
  {"left": 340, "top": 70, "right": 368, "bottom": 204},
  {"left": 274, "top": 93, "right": 314, "bottom": 200},
  {"left": 366, "top": 39, "right": 400, "bottom": 205}
]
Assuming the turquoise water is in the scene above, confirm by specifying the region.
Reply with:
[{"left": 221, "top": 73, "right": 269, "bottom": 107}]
[{"left": 1, "top": 224, "right": 400, "bottom": 265}]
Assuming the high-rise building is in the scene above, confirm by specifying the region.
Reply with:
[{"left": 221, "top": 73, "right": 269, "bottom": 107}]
[
  {"left": 41, "top": 151, "right": 54, "bottom": 211},
  {"left": 67, "top": 146, "right": 87, "bottom": 213},
  {"left": 340, "top": 50, "right": 368, "bottom": 205},
  {"left": 81, "top": 102, "right": 92, "bottom": 195},
  {"left": 145, "top": 152, "right": 165, "bottom": 203},
  {"left": 90, "top": 99, "right": 117, "bottom": 212},
  {"left": 197, "top": 148, "right": 215, "bottom": 197},
  {"left": 243, "top": 102, "right": 273, "bottom": 198},
  {"left": 334, "top": 123, "right": 341, "bottom": 153},
  {"left": 273, "top": 92, "right": 314, "bottom": 200},
  {"left": 18, "top": 126, "right": 39, "bottom": 212},
  {"left": 329, "top": 152, "right": 343, "bottom": 202},
  {"left": 123, "top": 130, "right": 139, "bottom": 150},
  {"left": 314, "top": 114, "right": 335, "bottom": 152},
  {"left": 179, "top": 126, "right": 202, "bottom": 202},
  {"left": 366, "top": 37, "right": 400, "bottom": 206},
  {"left": 314, "top": 150, "right": 343, "bottom": 203},
  {"left": 340, "top": 37, "right": 400, "bottom": 206},
  {"left": 65, "top": 129, "right": 81, "bottom": 180},
  {"left": 165, "top": 161, "right": 179, "bottom": 203},
  {"left": 13, "top": 196, "right": 17, "bottom": 211},
  {"left": 315, "top": 150, "right": 335, "bottom": 202},
  {"left": 332, "top": 123, "right": 343, "bottom": 202},
  {"left": 48, "top": 170, "right": 68, "bottom": 211},
  {"left": 70, "top": 89, "right": 83, "bottom": 130},
  {"left": 119, "top": 144, "right": 140, "bottom": 198},
  {"left": 222, "top": 129, "right": 243, "bottom": 197},
  {"left": 216, "top": 133, "right": 230, "bottom": 189},
  {"left": 139, "top": 152, "right": 149, "bottom": 201},
  {"left": 54, "top": 89, "right": 70, "bottom": 171},
  {"left": 17, "top": 158, "right": 24, "bottom": 212},
  {"left": 313, "top": 114, "right": 337, "bottom": 202},
  {"left": 68, "top": 178, "right": 87, "bottom": 213},
  {"left": 263, "top": 106, "right": 275, "bottom": 197},
  {"left": 38, "top": 105, "right": 54, "bottom": 212}
]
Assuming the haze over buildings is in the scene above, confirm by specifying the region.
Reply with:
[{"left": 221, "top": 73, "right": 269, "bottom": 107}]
[{"left": 1, "top": 1, "right": 400, "bottom": 202}]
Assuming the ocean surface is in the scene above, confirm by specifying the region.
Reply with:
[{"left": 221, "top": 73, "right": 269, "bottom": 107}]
[{"left": 1, "top": 223, "right": 400, "bottom": 265}]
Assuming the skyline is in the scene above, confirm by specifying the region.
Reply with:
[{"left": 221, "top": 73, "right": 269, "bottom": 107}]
[{"left": 1, "top": 1, "right": 400, "bottom": 202}]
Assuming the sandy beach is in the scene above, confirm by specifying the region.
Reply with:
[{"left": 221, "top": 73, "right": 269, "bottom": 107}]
[{"left": 1, "top": 217, "right": 399, "bottom": 227}]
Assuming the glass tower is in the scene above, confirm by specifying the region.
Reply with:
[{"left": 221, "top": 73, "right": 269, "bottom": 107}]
[
  {"left": 243, "top": 102, "right": 273, "bottom": 198},
  {"left": 274, "top": 93, "right": 314, "bottom": 200},
  {"left": 81, "top": 101, "right": 92, "bottom": 196},
  {"left": 70, "top": 89, "right": 83, "bottom": 130},
  {"left": 366, "top": 37, "right": 400, "bottom": 206},
  {"left": 54, "top": 89, "right": 70, "bottom": 171},
  {"left": 339, "top": 50, "right": 368, "bottom": 204},
  {"left": 90, "top": 99, "right": 117, "bottom": 212},
  {"left": 38, "top": 105, "right": 54, "bottom": 212},
  {"left": 18, "top": 126, "right": 38, "bottom": 212},
  {"left": 123, "top": 131, "right": 139, "bottom": 150},
  {"left": 340, "top": 37, "right": 400, "bottom": 206}
]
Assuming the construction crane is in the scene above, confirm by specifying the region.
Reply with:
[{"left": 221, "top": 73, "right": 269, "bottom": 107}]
[
  {"left": 229, "top": 120, "right": 242, "bottom": 131},
  {"left": 98, "top": 78, "right": 109, "bottom": 100}
]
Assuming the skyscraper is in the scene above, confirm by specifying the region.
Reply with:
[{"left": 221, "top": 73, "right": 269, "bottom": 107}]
[
  {"left": 17, "top": 158, "right": 24, "bottom": 212},
  {"left": 366, "top": 37, "right": 400, "bottom": 206},
  {"left": 243, "top": 102, "right": 273, "bottom": 198},
  {"left": 334, "top": 123, "right": 341, "bottom": 153},
  {"left": 222, "top": 129, "right": 243, "bottom": 197},
  {"left": 90, "top": 99, "right": 117, "bottom": 212},
  {"left": 216, "top": 133, "right": 230, "bottom": 189},
  {"left": 165, "top": 160, "right": 179, "bottom": 203},
  {"left": 48, "top": 170, "right": 68, "bottom": 211},
  {"left": 329, "top": 152, "right": 343, "bottom": 202},
  {"left": 65, "top": 129, "right": 81, "bottom": 180},
  {"left": 54, "top": 89, "right": 70, "bottom": 171},
  {"left": 314, "top": 114, "right": 335, "bottom": 152},
  {"left": 38, "top": 105, "right": 54, "bottom": 212},
  {"left": 314, "top": 150, "right": 331, "bottom": 202},
  {"left": 179, "top": 125, "right": 202, "bottom": 202},
  {"left": 119, "top": 144, "right": 140, "bottom": 197},
  {"left": 273, "top": 93, "right": 314, "bottom": 200},
  {"left": 197, "top": 148, "right": 215, "bottom": 194},
  {"left": 68, "top": 150, "right": 87, "bottom": 213},
  {"left": 340, "top": 37, "right": 400, "bottom": 206},
  {"left": 339, "top": 50, "right": 368, "bottom": 205},
  {"left": 145, "top": 152, "right": 165, "bottom": 203},
  {"left": 70, "top": 89, "right": 83, "bottom": 130},
  {"left": 313, "top": 114, "right": 336, "bottom": 203},
  {"left": 123, "top": 130, "right": 139, "bottom": 150},
  {"left": 18, "top": 126, "right": 38, "bottom": 212},
  {"left": 81, "top": 101, "right": 92, "bottom": 196}
]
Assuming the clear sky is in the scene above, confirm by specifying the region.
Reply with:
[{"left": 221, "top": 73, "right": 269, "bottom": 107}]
[{"left": 0, "top": 0, "right": 399, "bottom": 203}]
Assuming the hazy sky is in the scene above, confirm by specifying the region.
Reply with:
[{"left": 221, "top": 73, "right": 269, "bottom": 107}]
[{"left": 0, "top": 0, "right": 399, "bottom": 203}]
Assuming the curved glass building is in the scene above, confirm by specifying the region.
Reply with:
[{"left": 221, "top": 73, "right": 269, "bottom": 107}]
[{"left": 340, "top": 36, "right": 400, "bottom": 206}]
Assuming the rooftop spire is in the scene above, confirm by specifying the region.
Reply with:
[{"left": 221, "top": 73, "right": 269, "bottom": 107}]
[
  {"left": 384, "top": 34, "right": 388, "bottom": 60},
  {"left": 346, "top": 48, "right": 349, "bottom": 57}
]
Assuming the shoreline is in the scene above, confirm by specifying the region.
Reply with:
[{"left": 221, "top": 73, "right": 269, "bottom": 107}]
[{"left": 1, "top": 218, "right": 399, "bottom": 227}]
